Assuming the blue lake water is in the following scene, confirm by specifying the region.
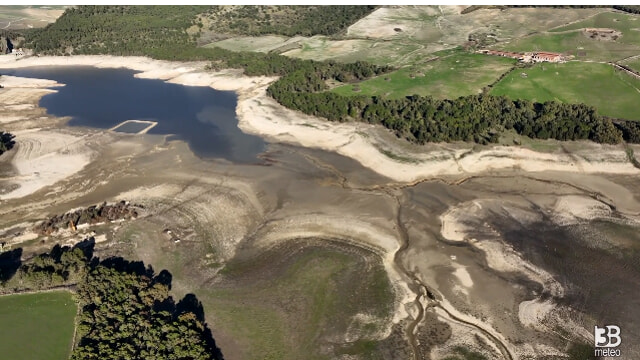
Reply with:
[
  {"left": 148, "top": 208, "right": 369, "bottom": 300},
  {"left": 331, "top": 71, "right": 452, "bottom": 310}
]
[{"left": 4, "top": 66, "right": 265, "bottom": 163}]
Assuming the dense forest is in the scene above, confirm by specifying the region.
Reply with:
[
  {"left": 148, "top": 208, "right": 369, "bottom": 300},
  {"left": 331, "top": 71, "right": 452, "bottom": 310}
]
[
  {"left": 268, "top": 90, "right": 623, "bottom": 144},
  {"left": 1, "top": 241, "right": 223, "bottom": 360},
  {"left": 22, "top": 5, "right": 640, "bottom": 145},
  {"left": 0, "top": 131, "right": 15, "bottom": 155},
  {"left": 203, "top": 5, "right": 377, "bottom": 37},
  {"left": 24, "top": 6, "right": 208, "bottom": 55}
]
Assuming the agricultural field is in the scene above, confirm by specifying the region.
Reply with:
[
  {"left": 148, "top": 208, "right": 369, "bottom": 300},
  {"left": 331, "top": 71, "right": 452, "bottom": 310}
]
[
  {"left": 0, "top": 291, "right": 77, "bottom": 360},
  {"left": 331, "top": 52, "right": 515, "bottom": 99},
  {"left": 0, "top": 6, "right": 65, "bottom": 30},
  {"left": 490, "top": 61, "right": 640, "bottom": 120},
  {"left": 499, "top": 11, "right": 640, "bottom": 62},
  {"left": 198, "top": 242, "right": 395, "bottom": 360}
]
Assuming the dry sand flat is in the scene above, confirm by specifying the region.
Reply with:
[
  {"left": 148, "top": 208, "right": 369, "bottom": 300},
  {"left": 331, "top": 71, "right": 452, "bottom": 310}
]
[
  {"left": 0, "top": 71, "right": 93, "bottom": 200},
  {"left": 0, "top": 128, "right": 93, "bottom": 200}
]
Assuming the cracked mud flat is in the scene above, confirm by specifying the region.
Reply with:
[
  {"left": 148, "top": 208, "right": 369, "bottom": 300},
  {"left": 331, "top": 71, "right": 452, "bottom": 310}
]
[{"left": 1, "top": 56, "right": 640, "bottom": 359}]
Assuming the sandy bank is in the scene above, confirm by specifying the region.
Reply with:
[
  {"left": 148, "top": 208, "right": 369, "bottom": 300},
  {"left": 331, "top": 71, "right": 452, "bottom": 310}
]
[
  {"left": 0, "top": 128, "right": 93, "bottom": 200},
  {"left": 1, "top": 54, "right": 638, "bottom": 183},
  {"left": 0, "top": 74, "right": 63, "bottom": 88}
]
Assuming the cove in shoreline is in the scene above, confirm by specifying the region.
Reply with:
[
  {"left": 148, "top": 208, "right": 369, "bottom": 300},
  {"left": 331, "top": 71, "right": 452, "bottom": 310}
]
[{"left": 4, "top": 65, "right": 265, "bottom": 164}]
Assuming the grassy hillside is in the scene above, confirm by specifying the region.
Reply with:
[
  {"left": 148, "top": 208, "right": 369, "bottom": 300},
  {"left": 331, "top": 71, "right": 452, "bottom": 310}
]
[
  {"left": 331, "top": 53, "right": 515, "bottom": 99},
  {"left": 499, "top": 12, "right": 640, "bottom": 62},
  {"left": 491, "top": 61, "right": 640, "bottom": 120},
  {"left": 0, "top": 292, "right": 77, "bottom": 360},
  {"left": 499, "top": 31, "right": 640, "bottom": 62},
  {"left": 200, "top": 244, "right": 394, "bottom": 360}
]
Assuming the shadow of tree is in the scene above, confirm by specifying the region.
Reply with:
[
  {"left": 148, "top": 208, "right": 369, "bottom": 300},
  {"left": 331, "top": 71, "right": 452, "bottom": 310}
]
[
  {"left": 0, "top": 248, "right": 22, "bottom": 283},
  {"left": 177, "top": 294, "right": 224, "bottom": 359}
]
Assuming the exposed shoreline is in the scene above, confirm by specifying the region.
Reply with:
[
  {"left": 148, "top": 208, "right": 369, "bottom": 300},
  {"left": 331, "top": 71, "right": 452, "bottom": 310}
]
[{"left": 1, "top": 54, "right": 638, "bottom": 184}]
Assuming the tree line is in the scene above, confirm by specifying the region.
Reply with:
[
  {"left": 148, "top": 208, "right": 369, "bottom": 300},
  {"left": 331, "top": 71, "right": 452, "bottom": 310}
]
[
  {"left": 1, "top": 240, "right": 223, "bottom": 360},
  {"left": 268, "top": 85, "right": 624, "bottom": 144},
  {"left": 612, "top": 5, "right": 640, "bottom": 14},
  {"left": 22, "top": 5, "right": 640, "bottom": 145}
]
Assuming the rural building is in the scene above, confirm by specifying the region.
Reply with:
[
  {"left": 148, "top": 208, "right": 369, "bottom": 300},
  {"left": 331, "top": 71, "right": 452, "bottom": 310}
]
[
  {"left": 530, "top": 52, "right": 563, "bottom": 63},
  {"left": 478, "top": 49, "right": 564, "bottom": 63},
  {"left": 477, "top": 49, "right": 526, "bottom": 61}
]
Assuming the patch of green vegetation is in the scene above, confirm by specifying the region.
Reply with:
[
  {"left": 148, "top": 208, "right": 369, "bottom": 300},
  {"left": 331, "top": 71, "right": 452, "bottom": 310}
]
[
  {"left": 501, "top": 22, "right": 640, "bottom": 62},
  {"left": 201, "top": 243, "right": 395, "bottom": 360},
  {"left": 523, "top": 139, "right": 562, "bottom": 152},
  {"left": 336, "top": 339, "right": 382, "bottom": 358},
  {"left": 490, "top": 61, "right": 640, "bottom": 120},
  {"left": 331, "top": 53, "right": 515, "bottom": 99},
  {"left": 0, "top": 291, "right": 77, "bottom": 360},
  {"left": 499, "top": 130, "right": 562, "bottom": 152}
]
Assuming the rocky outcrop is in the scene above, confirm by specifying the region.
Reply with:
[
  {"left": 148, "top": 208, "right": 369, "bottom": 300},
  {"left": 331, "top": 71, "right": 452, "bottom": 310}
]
[{"left": 34, "top": 201, "right": 143, "bottom": 235}]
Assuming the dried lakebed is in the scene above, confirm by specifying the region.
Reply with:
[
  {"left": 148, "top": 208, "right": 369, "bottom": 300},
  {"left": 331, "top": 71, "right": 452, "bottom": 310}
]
[{"left": 0, "top": 56, "right": 639, "bottom": 359}]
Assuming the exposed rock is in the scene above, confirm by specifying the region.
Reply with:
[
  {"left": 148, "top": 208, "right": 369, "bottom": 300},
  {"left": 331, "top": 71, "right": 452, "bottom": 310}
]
[{"left": 34, "top": 200, "right": 143, "bottom": 235}]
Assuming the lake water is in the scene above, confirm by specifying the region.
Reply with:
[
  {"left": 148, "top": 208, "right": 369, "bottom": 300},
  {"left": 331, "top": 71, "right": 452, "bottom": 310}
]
[{"left": 5, "top": 66, "right": 265, "bottom": 163}]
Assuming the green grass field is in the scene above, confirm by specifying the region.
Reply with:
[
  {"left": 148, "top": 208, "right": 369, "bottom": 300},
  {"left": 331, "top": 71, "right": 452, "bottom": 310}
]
[
  {"left": 0, "top": 291, "right": 77, "bottom": 360},
  {"left": 331, "top": 53, "right": 515, "bottom": 99},
  {"left": 490, "top": 61, "right": 640, "bottom": 120},
  {"left": 199, "top": 244, "right": 394, "bottom": 360},
  {"left": 499, "top": 31, "right": 640, "bottom": 62}
]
